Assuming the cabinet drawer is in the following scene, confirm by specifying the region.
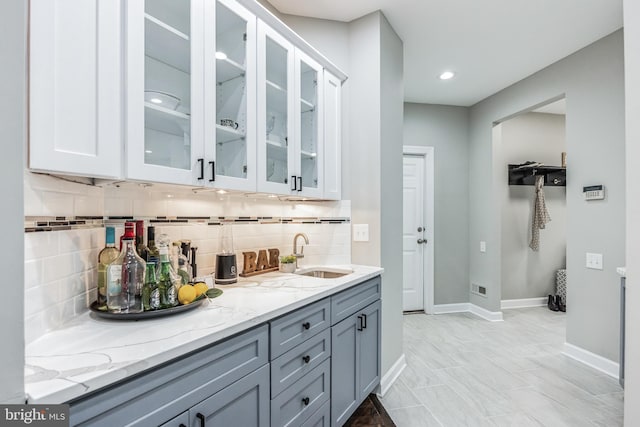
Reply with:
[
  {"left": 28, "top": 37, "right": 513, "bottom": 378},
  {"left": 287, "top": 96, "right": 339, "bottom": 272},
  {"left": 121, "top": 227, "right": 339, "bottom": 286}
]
[
  {"left": 301, "top": 400, "right": 330, "bottom": 427},
  {"left": 271, "top": 328, "right": 331, "bottom": 397},
  {"left": 69, "top": 325, "right": 268, "bottom": 427},
  {"left": 331, "top": 276, "right": 381, "bottom": 324},
  {"left": 270, "top": 298, "right": 331, "bottom": 359},
  {"left": 271, "top": 358, "right": 331, "bottom": 427}
]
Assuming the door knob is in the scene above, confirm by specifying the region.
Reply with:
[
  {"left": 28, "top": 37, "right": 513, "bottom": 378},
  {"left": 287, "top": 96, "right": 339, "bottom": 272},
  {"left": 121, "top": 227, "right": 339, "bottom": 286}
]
[
  {"left": 417, "top": 239, "right": 427, "bottom": 244},
  {"left": 417, "top": 227, "right": 423, "bottom": 232}
]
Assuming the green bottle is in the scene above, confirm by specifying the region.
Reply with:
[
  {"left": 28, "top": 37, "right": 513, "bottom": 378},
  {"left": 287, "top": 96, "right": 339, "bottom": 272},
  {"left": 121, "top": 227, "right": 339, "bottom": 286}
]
[
  {"left": 142, "top": 261, "right": 160, "bottom": 311},
  {"left": 158, "top": 246, "right": 178, "bottom": 308}
]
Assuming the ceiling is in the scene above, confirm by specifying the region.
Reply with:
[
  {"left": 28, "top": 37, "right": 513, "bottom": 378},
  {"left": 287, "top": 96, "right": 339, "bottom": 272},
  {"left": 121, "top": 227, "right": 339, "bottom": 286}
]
[{"left": 266, "top": 0, "right": 623, "bottom": 106}]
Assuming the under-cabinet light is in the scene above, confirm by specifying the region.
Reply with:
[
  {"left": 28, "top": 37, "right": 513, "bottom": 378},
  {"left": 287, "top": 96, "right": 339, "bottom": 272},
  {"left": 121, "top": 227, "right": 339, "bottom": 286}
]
[
  {"left": 217, "top": 189, "right": 227, "bottom": 194},
  {"left": 439, "top": 71, "right": 455, "bottom": 80},
  {"left": 145, "top": 150, "right": 153, "bottom": 154},
  {"left": 150, "top": 98, "right": 163, "bottom": 104},
  {"left": 215, "top": 51, "right": 228, "bottom": 60}
]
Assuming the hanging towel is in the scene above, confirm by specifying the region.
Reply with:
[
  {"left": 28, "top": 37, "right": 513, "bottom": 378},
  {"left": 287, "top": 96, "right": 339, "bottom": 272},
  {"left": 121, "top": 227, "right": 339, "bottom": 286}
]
[{"left": 529, "top": 175, "right": 551, "bottom": 251}]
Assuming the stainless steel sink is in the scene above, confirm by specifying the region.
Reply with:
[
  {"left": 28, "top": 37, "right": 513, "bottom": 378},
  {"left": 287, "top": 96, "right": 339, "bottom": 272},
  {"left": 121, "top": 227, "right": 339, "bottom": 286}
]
[{"left": 295, "top": 268, "right": 352, "bottom": 279}]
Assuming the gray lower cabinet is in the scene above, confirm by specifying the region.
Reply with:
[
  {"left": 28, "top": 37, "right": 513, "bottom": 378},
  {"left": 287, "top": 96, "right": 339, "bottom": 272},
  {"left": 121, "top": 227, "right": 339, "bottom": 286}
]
[
  {"left": 301, "top": 401, "right": 330, "bottom": 427},
  {"left": 190, "top": 363, "right": 270, "bottom": 427},
  {"left": 330, "top": 300, "right": 381, "bottom": 427},
  {"left": 160, "top": 411, "right": 188, "bottom": 427}
]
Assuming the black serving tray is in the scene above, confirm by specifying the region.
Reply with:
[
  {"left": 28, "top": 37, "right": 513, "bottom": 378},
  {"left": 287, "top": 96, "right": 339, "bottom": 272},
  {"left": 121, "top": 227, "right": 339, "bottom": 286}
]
[{"left": 90, "top": 288, "right": 222, "bottom": 320}]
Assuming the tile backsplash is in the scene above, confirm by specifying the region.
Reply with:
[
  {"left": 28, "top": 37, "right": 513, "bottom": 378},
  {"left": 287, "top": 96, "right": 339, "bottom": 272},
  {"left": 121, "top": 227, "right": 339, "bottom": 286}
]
[{"left": 24, "top": 171, "right": 352, "bottom": 344}]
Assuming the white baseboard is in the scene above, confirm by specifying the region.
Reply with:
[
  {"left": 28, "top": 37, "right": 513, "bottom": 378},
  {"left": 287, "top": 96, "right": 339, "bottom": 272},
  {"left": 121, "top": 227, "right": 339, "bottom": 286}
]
[
  {"left": 379, "top": 353, "right": 406, "bottom": 397},
  {"left": 501, "top": 297, "right": 547, "bottom": 309},
  {"left": 432, "top": 303, "right": 503, "bottom": 322},
  {"left": 468, "top": 303, "right": 504, "bottom": 322},
  {"left": 563, "top": 342, "right": 619, "bottom": 379},
  {"left": 432, "top": 303, "right": 470, "bottom": 314}
]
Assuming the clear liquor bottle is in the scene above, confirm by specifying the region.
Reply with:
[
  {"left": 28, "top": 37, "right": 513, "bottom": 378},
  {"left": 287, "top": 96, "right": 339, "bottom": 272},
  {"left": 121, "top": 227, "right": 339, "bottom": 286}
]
[
  {"left": 106, "top": 222, "right": 146, "bottom": 313},
  {"left": 158, "top": 246, "right": 178, "bottom": 308},
  {"left": 142, "top": 262, "right": 160, "bottom": 311},
  {"left": 97, "top": 227, "right": 119, "bottom": 309}
]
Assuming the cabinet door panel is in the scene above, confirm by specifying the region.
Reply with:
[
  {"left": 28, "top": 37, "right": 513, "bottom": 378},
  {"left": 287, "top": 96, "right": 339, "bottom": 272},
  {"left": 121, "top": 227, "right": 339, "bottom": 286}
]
[
  {"left": 159, "top": 411, "right": 188, "bottom": 427},
  {"left": 190, "top": 363, "right": 270, "bottom": 427},
  {"left": 30, "top": 0, "right": 121, "bottom": 179},
  {"left": 322, "top": 71, "right": 341, "bottom": 200},
  {"left": 330, "top": 314, "right": 359, "bottom": 427},
  {"left": 359, "top": 300, "right": 381, "bottom": 398}
]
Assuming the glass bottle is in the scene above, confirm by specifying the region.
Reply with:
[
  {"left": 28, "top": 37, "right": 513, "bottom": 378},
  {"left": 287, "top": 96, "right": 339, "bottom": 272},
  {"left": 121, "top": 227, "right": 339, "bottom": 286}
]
[
  {"left": 97, "top": 227, "right": 119, "bottom": 309},
  {"left": 107, "top": 222, "right": 145, "bottom": 313},
  {"left": 158, "top": 246, "right": 178, "bottom": 308},
  {"left": 146, "top": 226, "right": 160, "bottom": 261},
  {"left": 142, "top": 262, "right": 160, "bottom": 311},
  {"left": 136, "top": 220, "right": 149, "bottom": 261}
]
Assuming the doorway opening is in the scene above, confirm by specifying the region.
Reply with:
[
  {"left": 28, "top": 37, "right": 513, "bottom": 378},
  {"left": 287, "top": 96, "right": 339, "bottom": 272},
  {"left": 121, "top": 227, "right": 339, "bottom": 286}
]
[
  {"left": 402, "top": 146, "right": 434, "bottom": 314},
  {"left": 495, "top": 96, "right": 567, "bottom": 321}
]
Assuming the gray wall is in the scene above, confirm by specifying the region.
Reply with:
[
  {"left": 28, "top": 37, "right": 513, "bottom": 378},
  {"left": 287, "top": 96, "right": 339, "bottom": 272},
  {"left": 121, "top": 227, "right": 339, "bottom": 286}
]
[
  {"left": 403, "top": 103, "right": 470, "bottom": 305},
  {"left": 469, "top": 31, "right": 625, "bottom": 362},
  {"left": 0, "top": 0, "right": 25, "bottom": 403},
  {"left": 280, "top": 11, "right": 405, "bottom": 376},
  {"left": 500, "top": 113, "right": 567, "bottom": 301},
  {"left": 624, "top": 0, "right": 640, "bottom": 423}
]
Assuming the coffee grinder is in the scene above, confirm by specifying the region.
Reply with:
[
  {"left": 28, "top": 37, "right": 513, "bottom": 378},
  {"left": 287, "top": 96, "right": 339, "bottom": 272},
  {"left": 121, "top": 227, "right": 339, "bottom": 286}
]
[{"left": 215, "top": 222, "right": 237, "bottom": 284}]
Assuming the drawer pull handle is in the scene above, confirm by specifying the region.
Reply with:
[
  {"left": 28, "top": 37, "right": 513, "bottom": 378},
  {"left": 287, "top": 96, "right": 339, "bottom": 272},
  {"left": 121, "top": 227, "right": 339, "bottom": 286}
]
[
  {"left": 362, "top": 313, "right": 367, "bottom": 329},
  {"left": 179, "top": 425, "right": 187, "bottom": 427},
  {"left": 302, "top": 355, "right": 311, "bottom": 363},
  {"left": 357, "top": 315, "right": 363, "bottom": 331},
  {"left": 302, "top": 322, "right": 311, "bottom": 330},
  {"left": 196, "top": 413, "right": 206, "bottom": 427},
  {"left": 302, "top": 397, "right": 310, "bottom": 406}
]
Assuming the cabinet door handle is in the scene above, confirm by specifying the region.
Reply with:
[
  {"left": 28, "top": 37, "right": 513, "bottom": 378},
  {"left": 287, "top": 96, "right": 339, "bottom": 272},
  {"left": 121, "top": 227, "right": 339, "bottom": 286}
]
[
  {"left": 179, "top": 424, "right": 186, "bottom": 427},
  {"left": 302, "top": 321, "right": 310, "bottom": 330},
  {"left": 302, "top": 397, "right": 310, "bottom": 406},
  {"left": 297, "top": 176, "right": 302, "bottom": 192},
  {"left": 362, "top": 313, "right": 367, "bottom": 329},
  {"left": 209, "top": 161, "right": 215, "bottom": 182},
  {"left": 291, "top": 175, "right": 297, "bottom": 191},
  {"left": 357, "top": 315, "right": 363, "bottom": 331},
  {"left": 197, "top": 158, "right": 204, "bottom": 180},
  {"left": 302, "top": 355, "right": 311, "bottom": 364},
  {"left": 196, "top": 413, "right": 206, "bottom": 427}
]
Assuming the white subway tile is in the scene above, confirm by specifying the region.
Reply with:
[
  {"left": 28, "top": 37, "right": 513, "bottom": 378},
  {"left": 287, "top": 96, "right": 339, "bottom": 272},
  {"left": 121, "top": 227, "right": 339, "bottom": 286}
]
[
  {"left": 75, "top": 194, "right": 104, "bottom": 217},
  {"left": 43, "top": 253, "right": 76, "bottom": 282},
  {"left": 104, "top": 196, "right": 133, "bottom": 217},
  {"left": 41, "top": 192, "right": 75, "bottom": 217},
  {"left": 24, "top": 312, "right": 47, "bottom": 346},
  {"left": 25, "top": 232, "right": 59, "bottom": 261},
  {"left": 24, "top": 259, "right": 43, "bottom": 289}
]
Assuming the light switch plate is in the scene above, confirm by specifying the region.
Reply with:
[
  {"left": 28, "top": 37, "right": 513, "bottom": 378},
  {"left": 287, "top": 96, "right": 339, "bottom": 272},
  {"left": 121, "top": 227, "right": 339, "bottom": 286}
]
[
  {"left": 480, "top": 241, "right": 486, "bottom": 253},
  {"left": 353, "top": 224, "right": 369, "bottom": 242},
  {"left": 586, "top": 252, "right": 603, "bottom": 270}
]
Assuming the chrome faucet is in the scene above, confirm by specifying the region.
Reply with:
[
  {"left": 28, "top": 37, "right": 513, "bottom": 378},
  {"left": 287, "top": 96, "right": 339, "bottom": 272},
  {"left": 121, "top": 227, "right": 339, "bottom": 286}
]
[{"left": 293, "top": 233, "right": 309, "bottom": 269}]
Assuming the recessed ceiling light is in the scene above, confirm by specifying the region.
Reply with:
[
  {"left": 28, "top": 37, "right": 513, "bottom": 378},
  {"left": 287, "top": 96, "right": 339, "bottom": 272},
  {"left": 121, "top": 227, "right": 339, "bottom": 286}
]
[
  {"left": 439, "top": 71, "right": 455, "bottom": 80},
  {"left": 150, "top": 98, "right": 163, "bottom": 104},
  {"left": 215, "top": 51, "right": 227, "bottom": 60}
]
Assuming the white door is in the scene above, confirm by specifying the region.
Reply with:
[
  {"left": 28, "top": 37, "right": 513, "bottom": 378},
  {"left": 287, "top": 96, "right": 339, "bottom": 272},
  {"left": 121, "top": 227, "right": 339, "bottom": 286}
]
[{"left": 403, "top": 155, "right": 426, "bottom": 311}]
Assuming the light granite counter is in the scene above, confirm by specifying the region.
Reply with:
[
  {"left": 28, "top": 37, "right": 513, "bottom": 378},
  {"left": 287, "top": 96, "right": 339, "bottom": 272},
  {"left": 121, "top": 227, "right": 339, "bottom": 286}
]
[{"left": 25, "top": 265, "right": 383, "bottom": 404}]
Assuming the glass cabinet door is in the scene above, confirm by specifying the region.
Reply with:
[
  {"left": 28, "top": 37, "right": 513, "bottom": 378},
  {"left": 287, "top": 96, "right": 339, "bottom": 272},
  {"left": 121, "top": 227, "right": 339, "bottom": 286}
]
[
  {"left": 126, "top": 0, "right": 203, "bottom": 185},
  {"left": 257, "top": 22, "right": 295, "bottom": 194},
  {"left": 296, "top": 51, "right": 323, "bottom": 198},
  {"left": 209, "top": 0, "right": 256, "bottom": 190}
]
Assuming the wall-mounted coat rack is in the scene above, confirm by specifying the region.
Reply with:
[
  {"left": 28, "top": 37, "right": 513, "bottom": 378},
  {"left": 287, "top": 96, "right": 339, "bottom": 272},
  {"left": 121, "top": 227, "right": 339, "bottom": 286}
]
[{"left": 508, "top": 164, "right": 566, "bottom": 187}]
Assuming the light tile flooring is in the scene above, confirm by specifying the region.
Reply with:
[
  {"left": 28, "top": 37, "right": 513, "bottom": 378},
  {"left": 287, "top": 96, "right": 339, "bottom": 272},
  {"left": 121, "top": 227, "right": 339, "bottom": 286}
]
[{"left": 380, "top": 308, "right": 624, "bottom": 426}]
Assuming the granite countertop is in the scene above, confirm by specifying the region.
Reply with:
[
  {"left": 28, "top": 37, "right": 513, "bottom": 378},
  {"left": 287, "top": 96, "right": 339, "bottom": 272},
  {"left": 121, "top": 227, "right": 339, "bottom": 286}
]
[{"left": 25, "top": 264, "right": 383, "bottom": 404}]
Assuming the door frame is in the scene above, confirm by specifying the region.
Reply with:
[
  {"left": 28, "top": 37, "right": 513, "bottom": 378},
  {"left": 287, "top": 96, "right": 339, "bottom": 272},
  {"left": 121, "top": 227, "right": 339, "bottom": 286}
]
[{"left": 403, "top": 146, "right": 435, "bottom": 314}]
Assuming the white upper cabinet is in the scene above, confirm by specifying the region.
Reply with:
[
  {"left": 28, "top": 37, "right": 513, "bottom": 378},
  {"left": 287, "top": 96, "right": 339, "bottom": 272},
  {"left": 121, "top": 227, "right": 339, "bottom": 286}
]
[
  {"left": 125, "top": 0, "right": 205, "bottom": 185},
  {"left": 29, "top": 0, "right": 122, "bottom": 179},
  {"left": 323, "top": 71, "right": 342, "bottom": 200},
  {"left": 204, "top": 0, "right": 257, "bottom": 191}
]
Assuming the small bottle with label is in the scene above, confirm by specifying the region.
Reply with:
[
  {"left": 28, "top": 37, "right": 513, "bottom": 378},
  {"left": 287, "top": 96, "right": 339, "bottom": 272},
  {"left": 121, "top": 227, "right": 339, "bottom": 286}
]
[
  {"left": 142, "top": 261, "right": 160, "bottom": 311},
  {"left": 97, "top": 227, "right": 119, "bottom": 309},
  {"left": 158, "top": 245, "right": 178, "bottom": 308}
]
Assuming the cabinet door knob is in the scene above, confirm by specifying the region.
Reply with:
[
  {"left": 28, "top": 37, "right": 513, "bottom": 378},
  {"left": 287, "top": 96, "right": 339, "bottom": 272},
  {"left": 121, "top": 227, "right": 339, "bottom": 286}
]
[
  {"left": 196, "top": 413, "right": 206, "bottom": 427},
  {"left": 209, "top": 161, "right": 215, "bottom": 182},
  {"left": 302, "top": 397, "right": 310, "bottom": 406},
  {"left": 197, "top": 158, "right": 204, "bottom": 180},
  {"left": 302, "top": 355, "right": 311, "bottom": 363},
  {"left": 302, "top": 322, "right": 310, "bottom": 330}
]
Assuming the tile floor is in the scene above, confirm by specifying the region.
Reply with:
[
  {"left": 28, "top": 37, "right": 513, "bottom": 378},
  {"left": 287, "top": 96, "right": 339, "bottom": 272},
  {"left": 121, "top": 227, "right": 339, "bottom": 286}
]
[{"left": 380, "top": 307, "right": 623, "bottom": 426}]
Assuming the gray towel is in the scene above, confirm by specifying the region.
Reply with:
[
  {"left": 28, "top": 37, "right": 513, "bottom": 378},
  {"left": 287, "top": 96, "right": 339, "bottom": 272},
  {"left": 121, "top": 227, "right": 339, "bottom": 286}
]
[{"left": 530, "top": 175, "right": 551, "bottom": 251}]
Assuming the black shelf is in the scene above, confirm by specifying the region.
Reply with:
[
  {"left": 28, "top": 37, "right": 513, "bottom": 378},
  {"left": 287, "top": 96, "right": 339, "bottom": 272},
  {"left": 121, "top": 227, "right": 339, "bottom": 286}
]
[{"left": 508, "top": 164, "right": 566, "bottom": 187}]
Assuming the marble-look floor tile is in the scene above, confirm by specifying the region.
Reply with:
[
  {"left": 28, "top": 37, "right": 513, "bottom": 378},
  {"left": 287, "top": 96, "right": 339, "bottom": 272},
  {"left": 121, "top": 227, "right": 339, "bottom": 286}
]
[
  {"left": 398, "top": 357, "right": 445, "bottom": 389},
  {"left": 387, "top": 405, "right": 442, "bottom": 427},
  {"left": 412, "top": 384, "right": 492, "bottom": 426},
  {"left": 380, "top": 379, "right": 421, "bottom": 410},
  {"left": 595, "top": 391, "right": 624, "bottom": 413}
]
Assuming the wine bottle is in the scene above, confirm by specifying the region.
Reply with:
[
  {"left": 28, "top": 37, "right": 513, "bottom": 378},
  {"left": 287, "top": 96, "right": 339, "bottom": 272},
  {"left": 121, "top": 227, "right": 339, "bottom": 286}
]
[
  {"left": 135, "top": 220, "right": 149, "bottom": 261},
  {"left": 97, "top": 227, "right": 119, "bottom": 309},
  {"left": 146, "top": 226, "right": 160, "bottom": 261},
  {"left": 107, "top": 222, "right": 145, "bottom": 313},
  {"left": 142, "top": 262, "right": 160, "bottom": 311}
]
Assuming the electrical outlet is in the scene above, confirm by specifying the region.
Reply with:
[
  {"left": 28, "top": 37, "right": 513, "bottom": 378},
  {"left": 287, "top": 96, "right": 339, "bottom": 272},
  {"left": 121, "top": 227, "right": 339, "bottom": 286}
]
[
  {"left": 353, "top": 224, "right": 369, "bottom": 242},
  {"left": 471, "top": 283, "right": 487, "bottom": 297},
  {"left": 586, "top": 252, "right": 603, "bottom": 270},
  {"left": 480, "top": 241, "right": 486, "bottom": 252}
]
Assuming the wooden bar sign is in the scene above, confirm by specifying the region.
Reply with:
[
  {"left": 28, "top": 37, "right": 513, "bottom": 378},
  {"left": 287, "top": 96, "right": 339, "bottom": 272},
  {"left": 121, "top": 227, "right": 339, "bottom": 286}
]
[{"left": 240, "top": 248, "right": 280, "bottom": 277}]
